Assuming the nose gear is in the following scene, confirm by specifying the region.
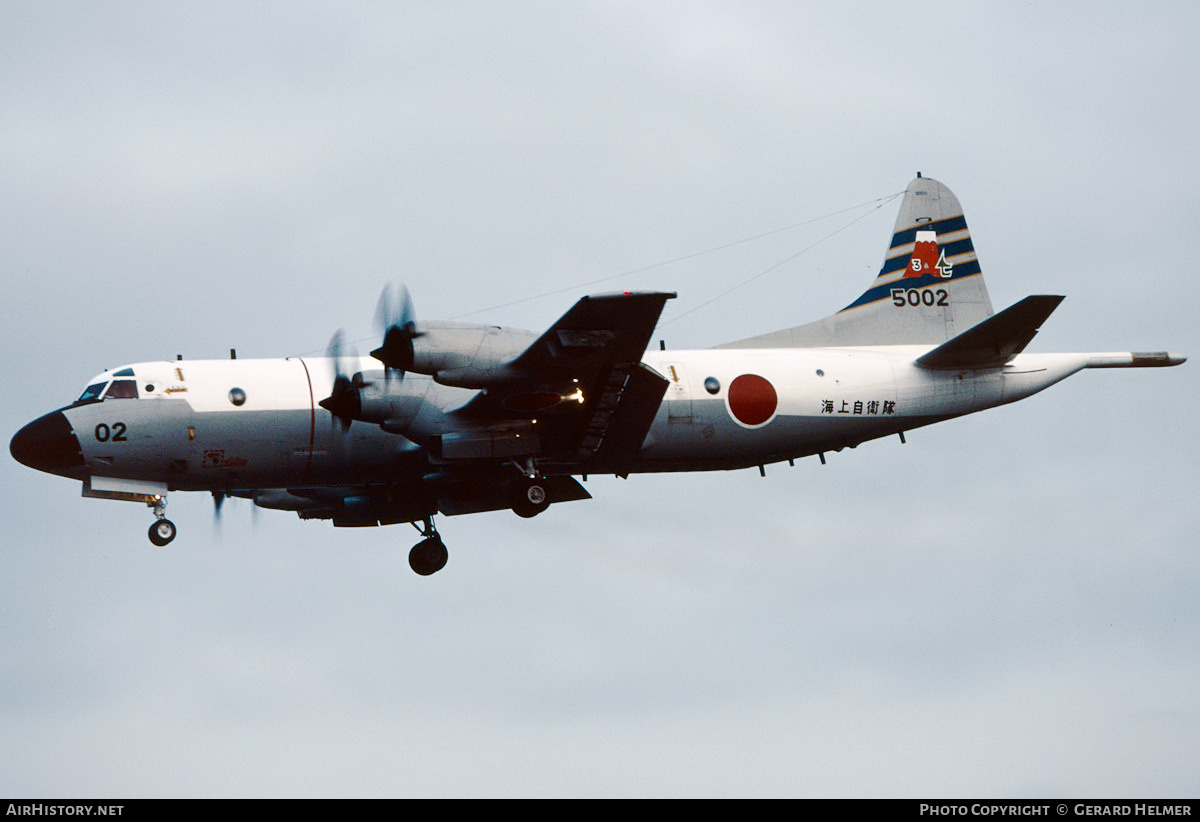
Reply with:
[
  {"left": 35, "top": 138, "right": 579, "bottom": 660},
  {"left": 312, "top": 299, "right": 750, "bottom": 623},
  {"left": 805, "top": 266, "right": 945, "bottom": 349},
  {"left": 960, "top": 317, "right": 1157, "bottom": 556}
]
[{"left": 147, "top": 497, "right": 176, "bottom": 546}]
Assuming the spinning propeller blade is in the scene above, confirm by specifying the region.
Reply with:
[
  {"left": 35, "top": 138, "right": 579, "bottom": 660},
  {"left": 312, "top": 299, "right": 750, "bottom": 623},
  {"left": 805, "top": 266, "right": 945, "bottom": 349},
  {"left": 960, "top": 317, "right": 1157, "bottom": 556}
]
[
  {"left": 318, "top": 328, "right": 362, "bottom": 431},
  {"left": 320, "top": 285, "right": 415, "bottom": 428},
  {"left": 371, "top": 283, "right": 420, "bottom": 378}
]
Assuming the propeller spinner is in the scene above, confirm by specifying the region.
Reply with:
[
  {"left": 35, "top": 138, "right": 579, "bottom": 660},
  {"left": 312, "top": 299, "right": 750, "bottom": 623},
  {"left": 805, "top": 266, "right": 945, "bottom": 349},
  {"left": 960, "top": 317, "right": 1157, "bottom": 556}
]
[
  {"left": 371, "top": 283, "right": 420, "bottom": 377},
  {"left": 318, "top": 328, "right": 367, "bottom": 431}
]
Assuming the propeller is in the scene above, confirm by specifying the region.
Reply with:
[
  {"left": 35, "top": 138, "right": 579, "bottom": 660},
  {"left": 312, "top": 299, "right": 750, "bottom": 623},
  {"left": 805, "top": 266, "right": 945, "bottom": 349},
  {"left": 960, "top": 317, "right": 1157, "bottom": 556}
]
[
  {"left": 320, "top": 284, "right": 416, "bottom": 429},
  {"left": 212, "top": 491, "right": 257, "bottom": 531},
  {"left": 371, "top": 283, "right": 420, "bottom": 379},
  {"left": 318, "top": 328, "right": 367, "bottom": 431}
]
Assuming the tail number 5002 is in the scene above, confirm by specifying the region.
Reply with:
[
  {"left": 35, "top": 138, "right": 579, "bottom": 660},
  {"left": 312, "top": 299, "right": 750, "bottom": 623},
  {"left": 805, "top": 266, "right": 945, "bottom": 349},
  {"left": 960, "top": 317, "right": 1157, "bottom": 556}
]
[{"left": 891, "top": 287, "right": 948, "bottom": 308}]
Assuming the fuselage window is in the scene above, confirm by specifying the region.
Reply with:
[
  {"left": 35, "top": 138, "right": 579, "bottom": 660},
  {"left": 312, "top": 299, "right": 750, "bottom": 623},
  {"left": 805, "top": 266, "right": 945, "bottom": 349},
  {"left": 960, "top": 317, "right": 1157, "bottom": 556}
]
[{"left": 103, "top": 380, "right": 139, "bottom": 400}]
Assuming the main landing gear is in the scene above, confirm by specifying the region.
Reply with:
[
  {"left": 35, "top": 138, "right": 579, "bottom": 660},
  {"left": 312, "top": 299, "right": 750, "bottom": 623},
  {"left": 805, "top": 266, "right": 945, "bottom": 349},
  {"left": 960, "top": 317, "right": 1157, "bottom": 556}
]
[
  {"left": 147, "top": 496, "right": 177, "bottom": 547},
  {"left": 510, "top": 459, "right": 551, "bottom": 519},
  {"left": 406, "top": 463, "right": 550, "bottom": 576},
  {"left": 408, "top": 517, "right": 448, "bottom": 576},
  {"left": 511, "top": 475, "right": 551, "bottom": 518}
]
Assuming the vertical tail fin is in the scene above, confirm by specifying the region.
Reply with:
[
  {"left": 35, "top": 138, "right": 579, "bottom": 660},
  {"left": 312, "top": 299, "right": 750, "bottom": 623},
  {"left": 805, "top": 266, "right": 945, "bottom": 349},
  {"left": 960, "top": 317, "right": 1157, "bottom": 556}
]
[{"left": 720, "top": 175, "right": 995, "bottom": 349}]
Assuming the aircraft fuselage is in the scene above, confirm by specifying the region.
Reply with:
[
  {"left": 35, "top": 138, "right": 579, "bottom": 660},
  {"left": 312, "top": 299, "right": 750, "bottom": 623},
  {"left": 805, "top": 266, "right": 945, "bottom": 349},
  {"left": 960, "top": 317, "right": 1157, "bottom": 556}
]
[{"left": 21, "top": 346, "right": 1101, "bottom": 495}]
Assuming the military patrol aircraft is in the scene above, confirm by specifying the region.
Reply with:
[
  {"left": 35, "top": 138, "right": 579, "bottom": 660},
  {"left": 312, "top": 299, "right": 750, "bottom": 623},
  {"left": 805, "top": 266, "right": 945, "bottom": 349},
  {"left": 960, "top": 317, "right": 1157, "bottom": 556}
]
[{"left": 10, "top": 176, "right": 1185, "bottom": 575}]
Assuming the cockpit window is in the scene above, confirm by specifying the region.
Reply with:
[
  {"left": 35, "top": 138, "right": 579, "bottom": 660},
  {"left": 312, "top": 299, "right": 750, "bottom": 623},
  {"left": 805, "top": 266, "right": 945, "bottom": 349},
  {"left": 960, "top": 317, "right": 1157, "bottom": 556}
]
[
  {"left": 77, "top": 382, "right": 108, "bottom": 403},
  {"left": 103, "top": 379, "right": 139, "bottom": 399},
  {"left": 75, "top": 371, "right": 141, "bottom": 404}
]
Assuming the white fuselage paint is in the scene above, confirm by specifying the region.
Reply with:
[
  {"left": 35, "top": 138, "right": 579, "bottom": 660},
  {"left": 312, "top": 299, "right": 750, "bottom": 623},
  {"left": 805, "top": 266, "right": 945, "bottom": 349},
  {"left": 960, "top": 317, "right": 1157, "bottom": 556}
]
[
  {"left": 61, "top": 347, "right": 1091, "bottom": 491},
  {"left": 632, "top": 348, "right": 1089, "bottom": 470}
]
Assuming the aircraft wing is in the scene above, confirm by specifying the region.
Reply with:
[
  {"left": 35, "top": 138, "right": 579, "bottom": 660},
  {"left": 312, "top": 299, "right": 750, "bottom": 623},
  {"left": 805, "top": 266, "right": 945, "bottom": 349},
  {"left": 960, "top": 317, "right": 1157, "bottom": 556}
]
[{"left": 452, "top": 291, "right": 675, "bottom": 472}]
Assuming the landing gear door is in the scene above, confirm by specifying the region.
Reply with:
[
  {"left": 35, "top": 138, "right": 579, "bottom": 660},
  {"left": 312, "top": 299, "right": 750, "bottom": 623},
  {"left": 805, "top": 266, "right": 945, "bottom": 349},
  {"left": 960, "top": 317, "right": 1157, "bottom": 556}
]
[{"left": 662, "top": 362, "right": 692, "bottom": 423}]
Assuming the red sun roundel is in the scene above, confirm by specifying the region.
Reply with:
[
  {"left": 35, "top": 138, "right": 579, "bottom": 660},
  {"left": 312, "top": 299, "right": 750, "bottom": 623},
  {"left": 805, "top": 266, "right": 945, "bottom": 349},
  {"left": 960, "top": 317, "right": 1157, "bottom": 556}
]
[{"left": 727, "top": 374, "right": 778, "bottom": 427}]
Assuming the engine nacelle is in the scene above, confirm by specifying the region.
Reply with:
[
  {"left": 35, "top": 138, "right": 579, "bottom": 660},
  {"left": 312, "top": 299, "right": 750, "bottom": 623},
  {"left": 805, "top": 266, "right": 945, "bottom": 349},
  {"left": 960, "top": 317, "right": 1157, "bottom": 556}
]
[
  {"left": 352, "top": 378, "right": 423, "bottom": 432},
  {"left": 376, "top": 321, "right": 537, "bottom": 388}
]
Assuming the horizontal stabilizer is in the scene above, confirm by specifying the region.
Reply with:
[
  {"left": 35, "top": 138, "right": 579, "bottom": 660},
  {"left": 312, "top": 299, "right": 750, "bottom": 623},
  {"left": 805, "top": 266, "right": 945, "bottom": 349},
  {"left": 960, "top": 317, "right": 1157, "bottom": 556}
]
[{"left": 916, "top": 295, "right": 1065, "bottom": 369}]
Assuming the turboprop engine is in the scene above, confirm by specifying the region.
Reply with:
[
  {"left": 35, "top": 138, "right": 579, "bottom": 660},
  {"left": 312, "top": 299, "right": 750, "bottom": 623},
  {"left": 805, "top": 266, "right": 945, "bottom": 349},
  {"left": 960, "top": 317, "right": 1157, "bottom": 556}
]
[
  {"left": 372, "top": 321, "right": 538, "bottom": 388},
  {"left": 321, "top": 285, "right": 544, "bottom": 435}
]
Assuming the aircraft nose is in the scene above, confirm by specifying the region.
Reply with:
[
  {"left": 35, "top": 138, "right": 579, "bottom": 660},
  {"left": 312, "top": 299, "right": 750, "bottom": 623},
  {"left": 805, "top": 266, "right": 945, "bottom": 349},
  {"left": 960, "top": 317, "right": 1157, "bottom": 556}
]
[{"left": 10, "top": 410, "right": 84, "bottom": 476}]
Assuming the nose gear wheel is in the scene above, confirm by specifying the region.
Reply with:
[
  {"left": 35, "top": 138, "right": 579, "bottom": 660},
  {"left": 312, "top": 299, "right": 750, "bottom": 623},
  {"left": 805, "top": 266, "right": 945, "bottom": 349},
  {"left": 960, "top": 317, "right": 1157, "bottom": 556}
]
[{"left": 148, "top": 518, "right": 176, "bottom": 546}]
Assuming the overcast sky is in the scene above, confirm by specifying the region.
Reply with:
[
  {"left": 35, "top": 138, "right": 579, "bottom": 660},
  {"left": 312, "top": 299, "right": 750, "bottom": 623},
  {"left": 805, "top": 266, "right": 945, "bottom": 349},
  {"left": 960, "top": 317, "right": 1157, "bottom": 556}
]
[{"left": 2, "top": 1, "right": 1198, "bottom": 798}]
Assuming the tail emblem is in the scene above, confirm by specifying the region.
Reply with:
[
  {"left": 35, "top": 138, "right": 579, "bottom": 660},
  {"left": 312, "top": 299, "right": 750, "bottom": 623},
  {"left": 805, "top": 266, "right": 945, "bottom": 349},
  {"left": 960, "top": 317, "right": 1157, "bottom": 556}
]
[{"left": 906, "top": 230, "right": 953, "bottom": 279}]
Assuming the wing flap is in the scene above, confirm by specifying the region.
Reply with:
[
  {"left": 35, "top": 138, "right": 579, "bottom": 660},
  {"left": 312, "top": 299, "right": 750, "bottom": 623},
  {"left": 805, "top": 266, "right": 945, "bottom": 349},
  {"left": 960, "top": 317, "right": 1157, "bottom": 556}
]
[{"left": 574, "top": 362, "right": 669, "bottom": 470}]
